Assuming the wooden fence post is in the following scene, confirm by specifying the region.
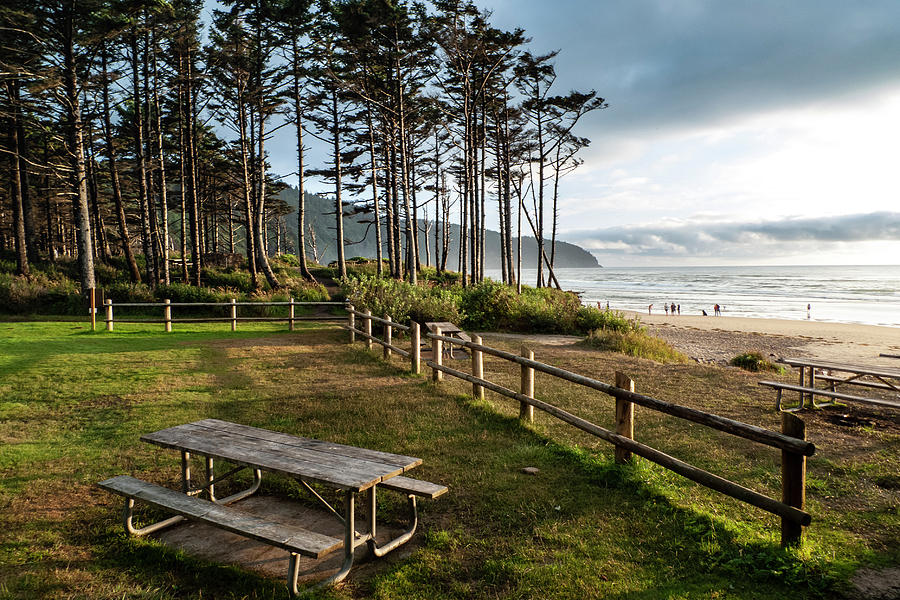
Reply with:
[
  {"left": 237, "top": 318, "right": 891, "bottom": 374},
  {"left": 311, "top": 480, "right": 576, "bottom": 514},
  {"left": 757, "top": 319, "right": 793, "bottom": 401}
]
[
  {"left": 105, "top": 299, "right": 113, "bottom": 332},
  {"left": 348, "top": 304, "right": 355, "bottom": 344},
  {"left": 615, "top": 372, "right": 635, "bottom": 463},
  {"left": 781, "top": 413, "right": 807, "bottom": 546},
  {"left": 230, "top": 298, "right": 237, "bottom": 331},
  {"left": 364, "top": 309, "right": 372, "bottom": 350},
  {"left": 520, "top": 347, "right": 534, "bottom": 422},
  {"left": 410, "top": 321, "right": 420, "bottom": 374},
  {"left": 164, "top": 299, "right": 172, "bottom": 332},
  {"left": 384, "top": 315, "right": 392, "bottom": 359},
  {"left": 289, "top": 297, "right": 295, "bottom": 331},
  {"left": 472, "top": 335, "right": 484, "bottom": 400},
  {"left": 432, "top": 326, "right": 443, "bottom": 382}
]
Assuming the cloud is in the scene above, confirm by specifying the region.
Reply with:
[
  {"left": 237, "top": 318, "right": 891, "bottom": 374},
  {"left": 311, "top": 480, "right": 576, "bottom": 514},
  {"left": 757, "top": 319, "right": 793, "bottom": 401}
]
[
  {"left": 488, "top": 1, "right": 900, "bottom": 139},
  {"left": 564, "top": 212, "right": 900, "bottom": 258}
]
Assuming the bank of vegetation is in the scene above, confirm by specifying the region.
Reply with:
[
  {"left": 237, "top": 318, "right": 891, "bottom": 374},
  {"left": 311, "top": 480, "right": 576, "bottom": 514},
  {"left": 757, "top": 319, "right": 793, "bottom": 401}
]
[{"left": 1, "top": 0, "right": 604, "bottom": 304}]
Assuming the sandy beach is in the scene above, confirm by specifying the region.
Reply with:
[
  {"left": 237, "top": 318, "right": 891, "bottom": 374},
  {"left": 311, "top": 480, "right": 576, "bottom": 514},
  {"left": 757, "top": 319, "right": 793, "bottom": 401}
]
[{"left": 623, "top": 311, "right": 900, "bottom": 366}]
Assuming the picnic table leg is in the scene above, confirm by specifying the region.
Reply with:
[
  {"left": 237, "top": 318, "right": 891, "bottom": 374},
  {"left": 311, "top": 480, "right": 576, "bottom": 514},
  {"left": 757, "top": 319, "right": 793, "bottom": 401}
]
[
  {"left": 122, "top": 497, "right": 184, "bottom": 536},
  {"left": 206, "top": 457, "right": 216, "bottom": 502},
  {"left": 295, "top": 490, "right": 356, "bottom": 593},
  {"left": 368, "top": 491, "right": 418, "bottom": 558}
]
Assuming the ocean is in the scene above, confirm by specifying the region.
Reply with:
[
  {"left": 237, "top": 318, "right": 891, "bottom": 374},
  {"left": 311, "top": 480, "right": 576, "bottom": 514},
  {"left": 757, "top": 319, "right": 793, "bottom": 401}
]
[{"left": 484, "top": 265, "right": 900, "bottom": 328}]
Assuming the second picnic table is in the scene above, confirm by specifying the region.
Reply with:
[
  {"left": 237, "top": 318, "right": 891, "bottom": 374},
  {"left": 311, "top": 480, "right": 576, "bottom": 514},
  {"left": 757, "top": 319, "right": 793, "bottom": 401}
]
[{"left": 761, "top": 357, "right": 900, "bottom": 411}]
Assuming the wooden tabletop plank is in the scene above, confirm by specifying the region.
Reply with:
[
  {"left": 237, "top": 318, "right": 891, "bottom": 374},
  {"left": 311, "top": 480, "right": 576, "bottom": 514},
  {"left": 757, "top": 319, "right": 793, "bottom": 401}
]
[
  {"left": 425, "top": 321, "right": 462, "bottom": 334},
  {"left": 780, "top": 357, "right": 900, "bottom": 379},
  {"left": 142, "top": 425, "right": 397, "bottom": 491},
  {"left": 171, "top": 423, "right": 408, "bottom": 478},
  {"left": 195, "top": 419, "right": 421, "bottom": 468},
  {"left": 141, "top": 422, "right": 418, "bottom": 491}
]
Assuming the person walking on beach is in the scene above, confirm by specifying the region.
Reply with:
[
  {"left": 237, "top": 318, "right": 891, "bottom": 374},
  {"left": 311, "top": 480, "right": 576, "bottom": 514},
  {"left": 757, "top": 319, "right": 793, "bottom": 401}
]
[
  {"left": 648, "top": 304, "right": 653, "bottom": 315},
  {"left": 664, "top": 304, "right": 669, "bottom": 316},
  {"left": 807, "top": 303, "right": 811, "bottom": 319},
  {"left": 714, "top": 303, "right": 721, "bottom": 316},
  {"left": 671, "top": 302, "right": 676, "bottom": 315},
  {"left": 677, "top": 304, "right": 681, "bottom": 315}
]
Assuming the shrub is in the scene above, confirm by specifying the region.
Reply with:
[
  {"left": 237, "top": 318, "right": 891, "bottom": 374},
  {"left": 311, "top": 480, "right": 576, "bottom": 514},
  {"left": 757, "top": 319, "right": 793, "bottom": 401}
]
[
  {"left": 342, "top": 275, "right": 462, "bottom": 324},
  {"left": 576, "top": 307, "right": 642, "bottom": 335},
  {"left": 730, "top": 351, "right": 785, "bottom": 373},
  {"left": 583, "top": 329, "right": 689, "bottom": 363},
  {"left": 0, "top": 272, "right": 82, "bottom": 315},
  {"left": 201, "top": 268, "right": 254, "bottom": 293}
]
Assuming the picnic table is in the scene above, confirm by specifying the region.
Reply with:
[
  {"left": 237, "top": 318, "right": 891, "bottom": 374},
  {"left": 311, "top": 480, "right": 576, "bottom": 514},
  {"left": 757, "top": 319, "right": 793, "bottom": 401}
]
[
  {"left": 98, "top": 419, "right": 446, "bottom": 596},
  {"left": 425, "top": 321, "right": 471, "bottom": 359},
  {"left": 760, "top": 357, "right": 900, "bottom": 412}
]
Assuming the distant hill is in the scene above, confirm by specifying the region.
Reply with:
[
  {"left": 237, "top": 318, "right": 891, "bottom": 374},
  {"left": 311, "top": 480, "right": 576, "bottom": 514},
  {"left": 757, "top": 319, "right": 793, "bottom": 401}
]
[{"left": 277, "top": 187, "right": 600, "bottom": 269}]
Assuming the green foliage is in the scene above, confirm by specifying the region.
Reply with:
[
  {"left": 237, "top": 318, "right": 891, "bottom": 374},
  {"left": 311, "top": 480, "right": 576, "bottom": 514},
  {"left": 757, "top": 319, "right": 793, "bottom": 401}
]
[
  {"left": 730, "top": 351, "right": 786, "bottom": 373},
  {"left": 583, "top": 328, "right": 689, "bottom": 363},
  {"left": 342, "top": 275, "right": 463, "bottom": 324},
  {"left": 200, "top": 268, "right": 254, "bottom": 293},
  {"left": 0, "top": 272, "right": 83, "bottom": 315},
  {"left": 576, "top": 306, "right": 643, "bottom": 334},
  {"left": 344, "top": 276, "right": 644, "bottom": 336}
]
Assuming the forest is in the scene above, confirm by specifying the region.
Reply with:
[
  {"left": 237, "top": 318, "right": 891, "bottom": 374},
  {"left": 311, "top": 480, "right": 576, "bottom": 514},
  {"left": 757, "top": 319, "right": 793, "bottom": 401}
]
[{"left": 0, "top": 0, "right": 605, "bottom": 300}]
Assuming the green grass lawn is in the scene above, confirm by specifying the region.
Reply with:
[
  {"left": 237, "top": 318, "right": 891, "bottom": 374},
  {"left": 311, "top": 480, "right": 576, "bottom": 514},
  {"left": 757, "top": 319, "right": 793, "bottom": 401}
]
[{"left": 0, "top": 321, "right": 897, "bottom": 599}]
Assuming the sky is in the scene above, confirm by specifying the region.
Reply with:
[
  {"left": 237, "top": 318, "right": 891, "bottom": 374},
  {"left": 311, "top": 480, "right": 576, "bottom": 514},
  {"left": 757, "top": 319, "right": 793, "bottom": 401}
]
[
  {"left": 259, "top": 1, "right": 900, "bottom": 267},
  {"left": 479, "top": 0, "right": 900, "bottom": 266}
]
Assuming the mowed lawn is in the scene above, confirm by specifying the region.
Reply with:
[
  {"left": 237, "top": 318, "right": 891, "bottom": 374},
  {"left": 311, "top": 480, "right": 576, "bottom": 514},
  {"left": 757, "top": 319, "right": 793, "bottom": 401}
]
[{"left": 0, "top": 321, "right": 897, "bottom": 599}]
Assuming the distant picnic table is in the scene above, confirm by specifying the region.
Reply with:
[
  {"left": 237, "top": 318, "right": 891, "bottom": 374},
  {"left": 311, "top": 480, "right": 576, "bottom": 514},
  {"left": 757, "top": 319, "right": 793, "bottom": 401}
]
[
  {"left": 425, "top": 321, "right": 471, "bottom": 359},
  {"left": 759, "top": 357, "right": 900, "bottom": 412}
]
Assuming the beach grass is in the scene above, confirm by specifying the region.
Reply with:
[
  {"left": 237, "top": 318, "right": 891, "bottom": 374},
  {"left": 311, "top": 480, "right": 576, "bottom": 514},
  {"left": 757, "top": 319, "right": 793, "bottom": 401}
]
[{"left": 1, "top": 321, "right": 897, "bottom": 599}]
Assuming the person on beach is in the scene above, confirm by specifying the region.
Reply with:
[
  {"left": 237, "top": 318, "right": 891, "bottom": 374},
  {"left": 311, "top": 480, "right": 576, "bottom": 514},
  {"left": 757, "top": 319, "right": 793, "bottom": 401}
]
[
  {"left": 807, "top": 303, "right": 811, "bottom": 319},
  {"left": 677, "top": 304, "right": 681, "bottom": 315},
  {"left": 671, "top": 302, "right": 676, "bottom": 315},
  {"left": 714, "top": 303, "right": 720, "bottom": 316},
  {"left": 665, "top": 304, "right": 669, "bottom": 316},
  {"left": 702, "top": 309, "right": 708, "bottom": 316},
  {"left": 648, "top": 304, "right": 653, "bottom": 315}
]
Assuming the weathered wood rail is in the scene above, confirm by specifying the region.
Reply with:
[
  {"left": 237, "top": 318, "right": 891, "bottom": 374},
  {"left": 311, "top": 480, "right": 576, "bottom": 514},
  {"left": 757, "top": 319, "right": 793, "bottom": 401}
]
[
  {"left": 345, "top": 310, "right": 814, "bottom": 546},
  {"left": 101, "top": 299, "right": 345, "bottom": 332}
]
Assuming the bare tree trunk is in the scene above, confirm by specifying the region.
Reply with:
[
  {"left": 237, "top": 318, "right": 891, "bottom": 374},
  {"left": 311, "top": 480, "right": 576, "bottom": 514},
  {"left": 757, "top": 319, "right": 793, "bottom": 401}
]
[
  {"left": 131, "top": 29, "right": 154, "bottom": 285},
  {"left": 291, "top": 37, "right": 314, "bottom": 281},
  {"left": 365, "top": 107, "right": 383, "bottom": 276},
  {"left": 152, "top": 28, "right": 170, "bottom": 284},
  {"left": 6, "top": 106, "right": 29, "bottom": 276},
  {"left": 255, "top": 93, "right": 279, "bottom": 288},
  {"left": 331, "top": 90, "right": 346, "bottom": 279},
  {"left": 185, "top": 47, "right": 201, "bottom": 286},
  {"left": 63, "top": 3, "right": 95, "bottom": 299}
]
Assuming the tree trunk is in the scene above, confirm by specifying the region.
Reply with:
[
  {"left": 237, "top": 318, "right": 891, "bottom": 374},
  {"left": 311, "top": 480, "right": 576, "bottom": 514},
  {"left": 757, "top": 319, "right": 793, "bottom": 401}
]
[
  {"left": 152, "top": 28, "right": 170, "bottom": 284},
  {"left": 63, "top": 3, "right": 95, "bottom": 299},
  {"left": 6, "top": 109, "right": 29, "bottom": 276},
  {"left": 331, "top": 90, "right": 346, "bottom": 279},
  {"left": 291, "top": 37, "right": 314, "bottom": 281}
]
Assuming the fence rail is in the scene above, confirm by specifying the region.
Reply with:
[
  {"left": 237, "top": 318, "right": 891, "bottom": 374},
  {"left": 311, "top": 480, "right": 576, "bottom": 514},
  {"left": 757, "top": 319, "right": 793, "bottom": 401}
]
[
  {"left": 346, "top": 310, "right": 813, "bottom": 546},
  {"left": 100, "top": 299, "right": 345, "bottom": 332}
]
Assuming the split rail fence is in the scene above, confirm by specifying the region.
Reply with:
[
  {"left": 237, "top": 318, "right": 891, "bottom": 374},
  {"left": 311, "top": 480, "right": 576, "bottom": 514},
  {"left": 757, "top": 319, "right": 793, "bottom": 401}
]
[
  {"left": 99, "top": 299, "right": 345, "bottom": 332},
  {"left": 344, "top": 305, "right": 815, "bottom": 547}
]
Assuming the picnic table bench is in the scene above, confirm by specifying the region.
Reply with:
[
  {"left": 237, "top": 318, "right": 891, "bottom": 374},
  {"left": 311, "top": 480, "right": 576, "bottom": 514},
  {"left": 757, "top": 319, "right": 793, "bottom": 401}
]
[
  {"left": 97, "top": 419, "right": 447, "bottom": 596},
  {"left": 760, "top": 357, "right": 900, "bottom": 412}
]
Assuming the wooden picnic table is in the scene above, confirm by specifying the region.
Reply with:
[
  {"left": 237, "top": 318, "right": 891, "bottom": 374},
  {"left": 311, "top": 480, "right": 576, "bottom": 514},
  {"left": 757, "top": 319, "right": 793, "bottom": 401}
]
[
  {"left": 425, "top": 321, "right": 471, "bottom": 359},
  {"left": 99, "top": 419, "right": 446, "bottom": 595},
  {"left": 767, "top": 357, "right": 900, "bottom": 411}
]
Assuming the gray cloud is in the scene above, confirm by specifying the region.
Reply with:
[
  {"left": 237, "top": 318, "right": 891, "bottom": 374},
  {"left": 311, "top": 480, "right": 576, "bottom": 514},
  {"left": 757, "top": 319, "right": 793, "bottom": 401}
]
[
  {"left": 564, "top": 212, "right": 900, "bottom": 257},
  {"left": 488, "top": 1, "right": 900, "bottom": 137}
]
